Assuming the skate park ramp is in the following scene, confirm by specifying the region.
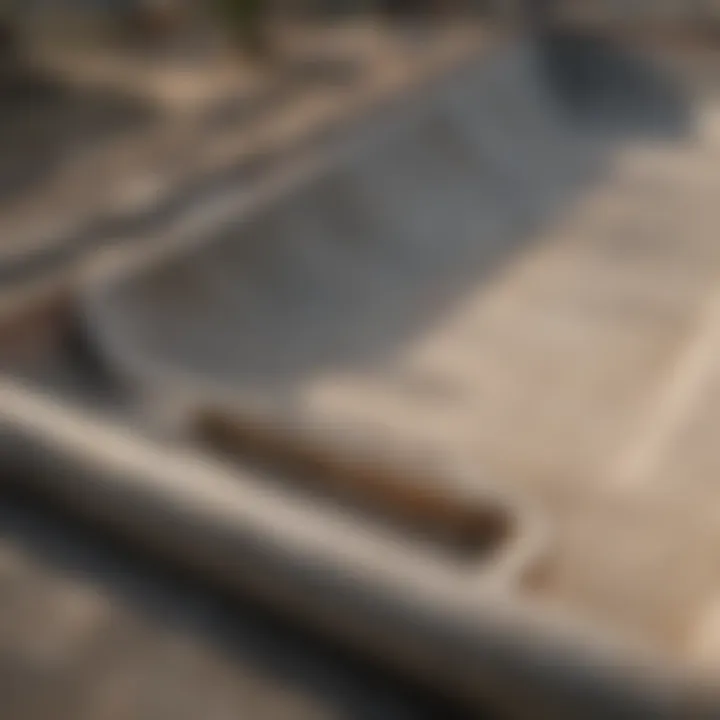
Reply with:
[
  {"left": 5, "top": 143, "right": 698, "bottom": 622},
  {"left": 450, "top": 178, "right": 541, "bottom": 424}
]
[
  {"left": 9, "top": 34, "right": 720, "bottom": 715},
  {"left": 86, "top": 38, "right": 693, "bottom": 391}
]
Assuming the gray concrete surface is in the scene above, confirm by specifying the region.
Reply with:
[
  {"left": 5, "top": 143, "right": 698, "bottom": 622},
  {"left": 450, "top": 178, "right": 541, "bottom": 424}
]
[
  {"left": 5, "top": 29, "right": 720, "bottom": 720},
  {"left": 83, "top": 35, "right": 720, "bottom": 667},
  {"left": 0, "top": 25, "right": 496, "bottom": 720}
]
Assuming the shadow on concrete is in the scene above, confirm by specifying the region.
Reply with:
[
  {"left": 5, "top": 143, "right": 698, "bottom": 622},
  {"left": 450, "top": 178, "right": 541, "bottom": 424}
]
[{"left": 538, "top": 31, "right": 691, "bottom": 137}]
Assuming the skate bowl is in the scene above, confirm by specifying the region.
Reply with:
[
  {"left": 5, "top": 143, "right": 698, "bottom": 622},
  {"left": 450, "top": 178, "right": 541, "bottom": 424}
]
[{"left": 6, "top": 35, "right": 720, "bottom": 716}]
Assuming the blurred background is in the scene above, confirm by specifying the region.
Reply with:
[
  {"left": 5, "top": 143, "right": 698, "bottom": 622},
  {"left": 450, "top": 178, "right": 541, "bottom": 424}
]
[{"left": 2, "top": 2, "right": 720, "bottom": 719}]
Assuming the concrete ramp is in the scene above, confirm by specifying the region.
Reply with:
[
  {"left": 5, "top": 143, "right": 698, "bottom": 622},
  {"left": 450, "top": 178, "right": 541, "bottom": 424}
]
[
  {"left": 16, "top": 36, "right": 720, "bottom": 715},
  {"left": 84, "top": 38, "right": 691, "bottom": 398},
  {"left": 87, "top": 40, "right": 678, "bottom": 390}
]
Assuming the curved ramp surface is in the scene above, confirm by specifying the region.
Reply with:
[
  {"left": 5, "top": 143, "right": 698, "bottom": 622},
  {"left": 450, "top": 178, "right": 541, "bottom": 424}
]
[{"left": 80, "top": 36, "right": 720, "bottom": 702}]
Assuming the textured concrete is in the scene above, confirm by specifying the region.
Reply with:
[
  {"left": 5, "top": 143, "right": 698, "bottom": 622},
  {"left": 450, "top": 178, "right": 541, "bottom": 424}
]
[
  {"left": 83, "top": 36, "right": 720, "bottom": 669},
  {"left": 4, "top": 34, "right": 720, "bottom": 717}
]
